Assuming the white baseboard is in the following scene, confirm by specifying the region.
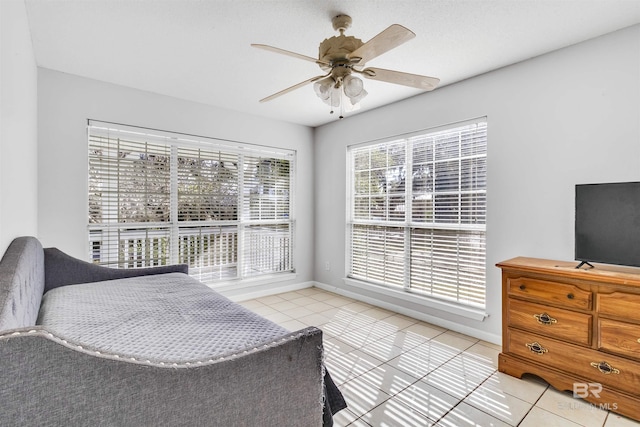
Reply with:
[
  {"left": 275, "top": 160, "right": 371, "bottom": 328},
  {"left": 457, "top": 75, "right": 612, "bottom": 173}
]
[{"left": 313, "top": 281, "right": 501, "bottom": 345}]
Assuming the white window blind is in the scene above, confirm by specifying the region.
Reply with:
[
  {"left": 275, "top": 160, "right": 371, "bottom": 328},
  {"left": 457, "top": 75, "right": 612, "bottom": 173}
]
[
  {"left": 88, "top": 121, "right": 295, "bottom": 284},
  {"left": 348, "top": 120, "right": 487, "bottom": 308},
  {"left": 177, "top": 146, "right": 239, "bottom": 222},
  {"left": 243, "top": 156, "right": 291, "bottom": 221}
]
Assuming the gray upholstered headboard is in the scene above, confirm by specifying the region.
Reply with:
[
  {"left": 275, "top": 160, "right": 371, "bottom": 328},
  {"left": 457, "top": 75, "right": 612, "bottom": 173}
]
[{"left": 0, "top": 237, "right": 45, "bottom": 331}]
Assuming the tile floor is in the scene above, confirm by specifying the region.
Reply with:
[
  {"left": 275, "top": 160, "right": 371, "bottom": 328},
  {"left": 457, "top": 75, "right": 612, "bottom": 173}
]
[{"left": 238, "top": 287, "right": 640, "bottom": 427}]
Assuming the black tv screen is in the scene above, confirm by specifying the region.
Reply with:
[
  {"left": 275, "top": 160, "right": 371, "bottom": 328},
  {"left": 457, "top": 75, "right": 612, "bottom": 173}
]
[{"left": 575, "top": 182, "right": 640, "bottom": 268}]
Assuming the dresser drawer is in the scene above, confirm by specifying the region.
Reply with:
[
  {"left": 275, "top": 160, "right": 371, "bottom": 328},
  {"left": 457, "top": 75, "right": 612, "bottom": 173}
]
[
  {"left": 508, "top": 299, "right": 592, "bottom": 345},
  {"left": 598, "top": 292, "right": 640, "bottom": 322},
  {"left": 599, "top": 318, "right": 640, "bottom": 361},
  {"left": 508, "top": 277, "right": 592, "bottom": 310},
  {"left": 507, "top": 328, "right": 640, "bottom": 396}
]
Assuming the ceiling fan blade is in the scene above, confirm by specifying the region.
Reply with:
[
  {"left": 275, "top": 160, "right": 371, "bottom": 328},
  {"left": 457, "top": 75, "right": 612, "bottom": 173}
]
[
  {"left": 348, "top": 24, "right": 415, "bottom": 64},
  {"left": 251, "top": 44, "right": 329, "bottom": 66},
  {"left": 362, "top": 67, "right": 440, "bottom": 90},
  {"left": 259, "top": 75, "right": 327, "bottom": 103}
]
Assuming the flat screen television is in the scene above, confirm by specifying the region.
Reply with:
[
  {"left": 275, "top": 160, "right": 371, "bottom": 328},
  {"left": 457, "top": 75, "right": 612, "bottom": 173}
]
[{"left": 575, "top": 181, "right": 640, "bottom": 268}]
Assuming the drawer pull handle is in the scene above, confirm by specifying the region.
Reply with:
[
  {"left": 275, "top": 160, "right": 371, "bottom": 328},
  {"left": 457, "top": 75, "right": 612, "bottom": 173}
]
[
  {"left": 533, "top": 313, "right": 557, "bottom": 325},
  {"left": 526, "top": 341, "right": 548, "bottom": 355},
  {"left": 590, "top": 361, "right": 620, "bottom": 375},
  {"left": 519, "top": 284, "right": 526, "bottom": 291},
  {"left": 567, "top": 293, "right": 574, "bottom": 299},
  {"left": 637, "top": 338, "right": 640, "bottom": 344}
]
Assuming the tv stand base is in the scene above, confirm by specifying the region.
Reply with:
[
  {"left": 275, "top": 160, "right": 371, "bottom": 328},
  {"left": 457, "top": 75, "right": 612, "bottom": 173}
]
[{"left": 575, "top": 261, "right": 594, "bottom": 269}]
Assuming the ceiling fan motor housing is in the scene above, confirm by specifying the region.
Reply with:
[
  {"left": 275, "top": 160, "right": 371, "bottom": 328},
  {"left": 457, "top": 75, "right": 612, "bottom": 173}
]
[{"left": 318, "top": 36, "right": 364, "bottom": 70}]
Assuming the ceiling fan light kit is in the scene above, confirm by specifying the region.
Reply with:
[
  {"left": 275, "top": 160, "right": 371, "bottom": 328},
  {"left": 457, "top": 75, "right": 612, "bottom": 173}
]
[
  {"left": 343, "top": 75, "right": 366, "bottom": 101},
  {"left": 252, "top": 14, "right": 440, "bottom": 119}
]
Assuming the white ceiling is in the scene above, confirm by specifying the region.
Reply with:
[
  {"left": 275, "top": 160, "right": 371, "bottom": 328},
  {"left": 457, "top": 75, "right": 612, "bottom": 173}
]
[{"left": 24, "top": 0, "right": 640, "bottom": 128}]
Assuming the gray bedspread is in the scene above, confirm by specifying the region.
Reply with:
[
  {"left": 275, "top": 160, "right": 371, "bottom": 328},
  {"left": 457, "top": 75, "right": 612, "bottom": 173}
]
[
  {"left": 37, "top": 273, "right": 289, "bottom": 363},
  {"left": 35, "top": 271, "right": 347, "bottom": 424}
]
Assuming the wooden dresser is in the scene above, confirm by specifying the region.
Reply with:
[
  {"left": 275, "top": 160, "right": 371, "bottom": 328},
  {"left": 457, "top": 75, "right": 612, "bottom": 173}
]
[{"left": 497, "top": 257, "right": 640, "bottom": 421}]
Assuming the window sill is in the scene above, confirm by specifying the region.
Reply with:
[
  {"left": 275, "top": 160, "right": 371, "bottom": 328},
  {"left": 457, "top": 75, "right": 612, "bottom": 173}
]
[{"left": 342, "top": 277, "right": 488, "bottom": 321}]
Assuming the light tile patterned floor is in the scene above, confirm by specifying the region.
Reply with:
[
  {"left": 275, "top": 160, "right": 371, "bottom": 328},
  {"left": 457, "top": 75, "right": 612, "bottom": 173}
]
[{"left": 239, "top": 287, "right": 640, "bottom": 427}]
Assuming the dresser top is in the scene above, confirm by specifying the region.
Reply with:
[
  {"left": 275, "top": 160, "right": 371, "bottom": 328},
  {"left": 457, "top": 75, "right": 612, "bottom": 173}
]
[{"left": 497, "top": 257, "right": 640, "bottom": 287}]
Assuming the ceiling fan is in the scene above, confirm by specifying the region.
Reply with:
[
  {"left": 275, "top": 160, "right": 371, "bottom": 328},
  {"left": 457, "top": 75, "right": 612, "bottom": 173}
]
[{"left": 251, "top": 14, "right": 440, "bottom": 117}]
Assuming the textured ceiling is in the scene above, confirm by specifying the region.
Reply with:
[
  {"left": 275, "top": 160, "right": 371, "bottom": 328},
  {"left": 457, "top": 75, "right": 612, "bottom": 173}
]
[{"left": 24, "top": 0, "right": 640, "bottom": 127}]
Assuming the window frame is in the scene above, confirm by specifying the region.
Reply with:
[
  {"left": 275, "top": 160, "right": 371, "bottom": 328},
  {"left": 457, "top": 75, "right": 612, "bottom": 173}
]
[
  {"left": 87, "top": 120, "right": 296, "bottom": 287},
  {"left": 345, "top": 119, "right": 487, "bottom": 315}
]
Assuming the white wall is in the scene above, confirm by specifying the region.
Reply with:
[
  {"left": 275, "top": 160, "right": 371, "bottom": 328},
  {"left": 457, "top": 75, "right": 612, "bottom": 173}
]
[
  {"left": 0, "top": 0, "right": 39, "bottom": 254},
  {"left": 37, "top": 69, "right": 315, "bottom": 289},
  {"left": 314, "top": 25, "right": 640, "bottom": 343}
]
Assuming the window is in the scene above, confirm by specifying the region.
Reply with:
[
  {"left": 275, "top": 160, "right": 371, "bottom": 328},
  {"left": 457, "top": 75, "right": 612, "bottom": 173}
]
[
  {"left": 347, "top": 120, "right": 487, "bottom": 308},
  {"left": 88, "top": 121, "right": 295, "bottom": 284}
]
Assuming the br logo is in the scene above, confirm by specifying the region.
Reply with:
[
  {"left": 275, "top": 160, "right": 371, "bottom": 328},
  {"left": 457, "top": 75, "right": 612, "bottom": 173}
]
[{"left": 573, "top": 382, "right": 602, "bottom": 398}]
